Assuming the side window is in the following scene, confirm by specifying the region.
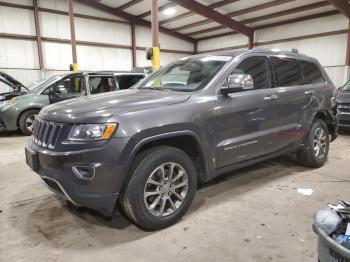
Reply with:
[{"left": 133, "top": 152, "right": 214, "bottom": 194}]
[
  {"left": 271, "top": 57, "right": 303, "bottom": 87},
  {"left": 233, "top": 56, "right": 270, "bottom": 90},
  {"left": 53, "top": 75, "right": 83, "bottom": 99},
  {"left": 117, "top": 75, "right": 144, "bottom": 90},
  {"left": 300, "top": 61, "right": 326, "bottom": 84},
  {"left": 89, "top": 76, "right": 117, "bottom": 94}
]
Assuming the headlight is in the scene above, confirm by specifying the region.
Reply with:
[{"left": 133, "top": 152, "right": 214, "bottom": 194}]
[
  {"left": 0, "top": 98, "right": 16, "bottom": 108},
  {"left": 68, "top": 123, "right": 118, "bottom": 141}
]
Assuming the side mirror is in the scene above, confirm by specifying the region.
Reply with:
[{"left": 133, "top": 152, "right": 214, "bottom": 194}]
[{"left": 220, "top": 74, "right": 254, "bottom": 95}]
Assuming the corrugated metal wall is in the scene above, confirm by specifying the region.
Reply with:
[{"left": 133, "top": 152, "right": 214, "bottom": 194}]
[{"left": 0, "top": 0, "right": 194, "bottom": 84}]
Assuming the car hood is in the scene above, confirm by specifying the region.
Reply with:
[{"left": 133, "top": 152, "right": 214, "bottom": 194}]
[
  {"left": 336, "top": 91, "right": 350, "bottom": 104},
  {"left": 0, "top": 71, "right": 28, "bottom": 101},
  {"left": 0, "top": 71, "right": 25, "bottom": 89},
  {"left": 40, "top": 89, "right": 191, "bottom": 123}
]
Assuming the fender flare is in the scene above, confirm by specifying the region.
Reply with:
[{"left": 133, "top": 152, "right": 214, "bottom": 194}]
[{"left": 116, "top": 130, "right": 209, "bottom": 193}]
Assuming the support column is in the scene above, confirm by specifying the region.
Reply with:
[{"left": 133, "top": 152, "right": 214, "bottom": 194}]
[
  {"left": 151, "top": 0, "right": 160, "bottom": 72},
  {"left": 346, "top": 21, "right": 350, "bottom": 66},
  {"left": 68, "top": 0, "right": 78, "bottom": 72},
  {"left": 248, "top": 33, "right": 254, "bottom": 50},
  {"left": 131, "top": 21, "right": 137, "bottom": 68},
  {"left": 194, "top": 40, "right": 198, "bottom": 55},
  {"left": 33, "top": 0, "right": 44, "bottom": 78}
]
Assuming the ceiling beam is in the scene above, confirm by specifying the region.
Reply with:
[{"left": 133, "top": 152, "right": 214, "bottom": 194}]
[
  {"left": 188, "top": 1, "right": 330, "bottom": 37},
  {"left": 75, "top": 0, "right": 195, "bottom": 43},
  {"left": 327, "top": 0, "right": 350, "bottom": 18},
  {"left": 159, "top": 0, "right": 239, "bottom": 25},
  {"left": 197, "top": 10, "right": 340, "bottom": 41},
  {"left": 170, "top": 0, "right": 253, "bottom": 37},
  {"left": 137, "top": 2, "right": 176, "bottom": 19},
  {"left": 116, "top": 0, "right": 143, "bottom": 11},
  {"left": 174, "top": 0, "right": 294, "bottom": 32}
]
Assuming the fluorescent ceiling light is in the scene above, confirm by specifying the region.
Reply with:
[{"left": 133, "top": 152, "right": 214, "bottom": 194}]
[{"left": 163, "top": 7, "right": 176, "bottom": 16}]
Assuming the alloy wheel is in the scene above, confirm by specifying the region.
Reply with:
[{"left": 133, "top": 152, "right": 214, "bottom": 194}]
[
  {"left": 144, "top": 162, "right": 188, "bottom": 217},
  {"left": 313, "top": 127, "right": 327, "bottom": 159}
]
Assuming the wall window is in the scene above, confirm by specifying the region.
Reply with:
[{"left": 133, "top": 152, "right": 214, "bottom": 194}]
[
  {"left": 271, "top": 57, "right": 303, "bottom": 87},
  {"left": 300, "top": 61, "right": 326, "bottom": 84},
  {"left": 232, "top": 56, "right": 270, "bottom": 90}
]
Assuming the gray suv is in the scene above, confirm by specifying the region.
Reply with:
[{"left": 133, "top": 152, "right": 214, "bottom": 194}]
[{"left": 25, "top": 49, "right": 338, "bottom": 230}]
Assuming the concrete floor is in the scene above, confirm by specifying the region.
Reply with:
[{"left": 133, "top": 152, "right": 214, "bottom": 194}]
[{"left": 1, "top": 132, "right": 350, "bottom": 262}]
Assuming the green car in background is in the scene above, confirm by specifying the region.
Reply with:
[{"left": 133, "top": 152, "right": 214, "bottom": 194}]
[{"left": 0, "top": 71, "right": 145, "bottom": 135}]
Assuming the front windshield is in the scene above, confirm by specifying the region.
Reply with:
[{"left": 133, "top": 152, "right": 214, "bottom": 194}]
[
  {"left": 27, "top": 75, "right": 63, "bottom": 92},
  {"left": 138, "top": 56, "right": 232, "bottom": 92},
  {"left": 342, "top": 80, "right": 350, "bottom": 92}
]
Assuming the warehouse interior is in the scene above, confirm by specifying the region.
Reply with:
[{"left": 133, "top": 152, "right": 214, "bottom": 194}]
[{"left": 1, "top": 0, "right": 350, "bottom": 261}]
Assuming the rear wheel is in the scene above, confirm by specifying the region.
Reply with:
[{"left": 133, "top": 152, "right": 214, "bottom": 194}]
[
  {"left": 120, "top": 146, "right": 197, "bottom": 231},
  {"left": 297, "top": 119, "right": 329, "bottom": 168},
  {"left": 19, "top": 110, "right": 39, "bottom": 135}
]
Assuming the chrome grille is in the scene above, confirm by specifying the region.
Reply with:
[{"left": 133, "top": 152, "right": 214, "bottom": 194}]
[
  {"left": 338, "top": 103, "right": 350, "bottom": 113},
  {"left": 32, "top": 119, "right": 62, "bottom": 149}
]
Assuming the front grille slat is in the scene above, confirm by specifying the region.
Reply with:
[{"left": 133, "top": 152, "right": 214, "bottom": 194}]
[
  {"left": 338, "top": 103, "right": 350, "bottom": 112},
  {"left": 32, "top": 119, "right": 62, "bottom": 150}
]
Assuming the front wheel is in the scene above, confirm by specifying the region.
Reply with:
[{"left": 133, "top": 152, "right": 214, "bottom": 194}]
[
  {"left": 297, "top": 119, "right": 329, "bottom": 168},
  {"left": 18, "top": 110, "right": 39, "bottom": 135},
  {"left": 120, "top": 146, "right": 197, "bottom": 231}
]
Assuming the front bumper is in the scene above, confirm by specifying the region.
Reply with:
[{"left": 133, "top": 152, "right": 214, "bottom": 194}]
[
  {"left": 337, "top": 111, "right": 350, "bottom": 129},
  {"left": 25, "top": 138, "right": 129, "bottom": 217},
  {"left": 0, "top": 107, "right": 18, "bottom": 131}
]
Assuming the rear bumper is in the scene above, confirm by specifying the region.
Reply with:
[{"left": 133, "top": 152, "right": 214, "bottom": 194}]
[{"left": 25, "top": 138, "right": 129, "bottom": 217}]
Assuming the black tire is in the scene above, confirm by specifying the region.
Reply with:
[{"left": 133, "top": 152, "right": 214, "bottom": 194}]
[
  {"left": 120, "top": 146, "right": 197, "bottom": 231},
  {"left": 18, "top": 109, "right": 39, "bottom": 135},
  {"left": 297, "top": 119, "right": 329, "bottom": 168}
]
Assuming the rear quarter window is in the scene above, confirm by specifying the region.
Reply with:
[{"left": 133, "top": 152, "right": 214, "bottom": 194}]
[
  {"left": 300, "top": 60, "right": 326, "bottom": 84},
  {"left": 271, "top": 57, "right": 303, "bottom": 87}
]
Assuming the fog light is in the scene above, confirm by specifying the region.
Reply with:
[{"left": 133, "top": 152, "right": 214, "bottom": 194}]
[{"left": 72, "top": 166, "right": 95, "bottom": 181}]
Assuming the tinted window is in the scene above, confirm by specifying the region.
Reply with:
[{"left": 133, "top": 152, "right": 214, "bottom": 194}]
[
  {"left": 233, "top": 56, "right": 270, "bottom": 89},
  {"left": 89, "top": 76, "right": 117, "bottom": 94},
  {"left": 300, "top": 61, "right": 326, "bottom": 84},
  {"left": 271, "top": 57, "right": 303, "bottom": 87},
  {"left": 118, "top": 75, "right": 144, "bottom": 90}
]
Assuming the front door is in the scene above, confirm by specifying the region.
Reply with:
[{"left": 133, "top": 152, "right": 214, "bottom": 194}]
[
  {"left": 49, "top": 74, "right": 84, "bottom": 104},
  {"left": 215, "top": 55, "right": 280, "bottom": 168}
]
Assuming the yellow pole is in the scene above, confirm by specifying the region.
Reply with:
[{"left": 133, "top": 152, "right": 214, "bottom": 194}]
[
  {"left": 73, "top": 63, "right": 78, "bottom": 73},
  {"left": 152, "top": 47, "right": 160, "bottom": 71}
]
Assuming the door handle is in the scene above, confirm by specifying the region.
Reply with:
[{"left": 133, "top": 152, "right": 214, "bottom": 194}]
[
  {"left": 264, "top": 94, "right": 279, "bottom": 102},
  {"left": 304, "top": 90, "right": 315, "bottom": 95}
]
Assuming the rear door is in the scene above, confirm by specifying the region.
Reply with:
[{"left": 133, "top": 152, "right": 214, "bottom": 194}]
[
  {"left": 215, "top": 55, "right": 281, "bottom": 168},
  {"left": 88, "top": 75, "right": 117, "bottom": 95},
  {"left": 269, "top": 56, "right": 312, "bottom": 149}
]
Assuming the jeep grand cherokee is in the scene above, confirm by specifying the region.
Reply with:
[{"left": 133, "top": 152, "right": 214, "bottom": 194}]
[{"left": 25, "top": 49, "right": 337, "bottom": 230}]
